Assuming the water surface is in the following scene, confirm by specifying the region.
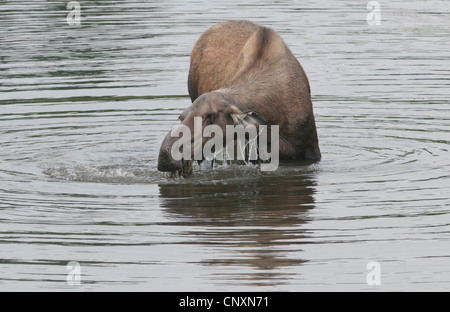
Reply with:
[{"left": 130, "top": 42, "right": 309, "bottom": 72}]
[{"left": 1, "top": 0, "right": 449, "bottom": 291}]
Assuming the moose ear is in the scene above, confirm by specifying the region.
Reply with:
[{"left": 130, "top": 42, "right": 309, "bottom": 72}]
[{"left": 230, "top": 105, "right": 263, "bottom": 127}]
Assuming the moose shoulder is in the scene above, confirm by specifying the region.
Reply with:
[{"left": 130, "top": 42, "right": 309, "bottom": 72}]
[{"left": 158, "top": 20, "right": 321, "bottom": 174}]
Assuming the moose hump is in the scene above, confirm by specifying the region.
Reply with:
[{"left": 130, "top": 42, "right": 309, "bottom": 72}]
[{"left": 158, "top": 20, "right": 321, "bottom": 173}]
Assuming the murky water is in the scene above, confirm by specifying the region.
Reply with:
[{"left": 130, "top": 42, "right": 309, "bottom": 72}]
[{"left": 1, "top": 0, "right": 449, "bottom": 291}]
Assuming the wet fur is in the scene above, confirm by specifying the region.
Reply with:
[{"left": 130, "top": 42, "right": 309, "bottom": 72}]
[
  {"left": 187, "top": 20, "right": 320, "bottom": 160},
  {"left": 158, "top": 20, "right": 320, "bottom": 172}
]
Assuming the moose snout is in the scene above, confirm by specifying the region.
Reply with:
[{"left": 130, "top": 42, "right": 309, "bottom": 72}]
[
  {"left": 157, "top": 131, "right": 183, "bottom": 172},
  {"left": 157, "top": 129, "right": 195, "bottom": 176},
  {"left": 157, "top": 147, "right": 182, "bottom": 172}
]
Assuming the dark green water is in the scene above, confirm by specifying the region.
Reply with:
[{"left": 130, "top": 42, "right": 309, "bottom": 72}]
[{"left": 1, "top": 0, "right": 449, "bottom": 291}]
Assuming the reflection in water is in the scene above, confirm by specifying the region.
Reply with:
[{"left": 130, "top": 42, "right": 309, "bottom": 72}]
[{"left": 159, "top": 174, "right": 316, "bottom": 285}]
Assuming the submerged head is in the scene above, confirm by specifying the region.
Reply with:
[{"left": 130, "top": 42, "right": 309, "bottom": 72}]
[{"left": 157, "top": 92, "right": 263, "bottom": 175}]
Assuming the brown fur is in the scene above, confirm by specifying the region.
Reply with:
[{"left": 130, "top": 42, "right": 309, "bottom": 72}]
[{"left": 158, "top": 20, "right": 321, "bottom": 172}]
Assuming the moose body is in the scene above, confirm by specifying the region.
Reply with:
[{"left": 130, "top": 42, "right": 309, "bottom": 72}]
[{"left": 158, "top": 20, "right": 321, "bottom": 173}]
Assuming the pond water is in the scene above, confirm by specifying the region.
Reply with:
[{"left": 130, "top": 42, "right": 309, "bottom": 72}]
[{"left": 0, "top": 0, "right": 449, "bottom": 291}]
